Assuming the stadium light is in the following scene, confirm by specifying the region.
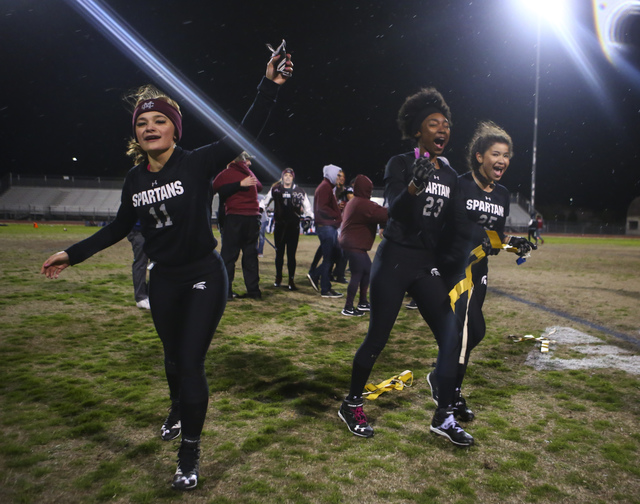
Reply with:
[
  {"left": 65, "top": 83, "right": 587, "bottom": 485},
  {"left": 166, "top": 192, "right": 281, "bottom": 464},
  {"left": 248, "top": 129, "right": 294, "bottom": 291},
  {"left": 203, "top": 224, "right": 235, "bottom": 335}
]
[
  {"left": 518, "top": 1, "right": 610, "bottom": 213},
  {"left": 64, "top": 0, "right": 283, "bottom": 179}
]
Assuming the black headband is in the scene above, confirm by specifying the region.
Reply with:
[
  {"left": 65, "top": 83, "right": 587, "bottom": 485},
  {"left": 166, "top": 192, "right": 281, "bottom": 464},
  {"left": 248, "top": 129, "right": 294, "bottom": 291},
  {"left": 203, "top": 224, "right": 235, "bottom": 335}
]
[{"left": 410, "top": 105, "right": 445, "bottom": 136}]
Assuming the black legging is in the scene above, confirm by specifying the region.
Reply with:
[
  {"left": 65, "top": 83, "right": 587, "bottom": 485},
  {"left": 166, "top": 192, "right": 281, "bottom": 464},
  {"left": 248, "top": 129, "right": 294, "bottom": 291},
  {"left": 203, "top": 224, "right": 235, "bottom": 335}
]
[
  {"left": 349, "top": 239, "right": 462, "bottom": 408},
  {"left": 344, "top": 249, "right": 371, "bottom": 309},
  {"left": 149, "top": 252, "right": 228, "bottom": 439},
  {"left": 452, "top": 258, "right": 488, "bottom": 390},
  {"left": 273, "top": 219, "right": 300, "bottom": 280}
]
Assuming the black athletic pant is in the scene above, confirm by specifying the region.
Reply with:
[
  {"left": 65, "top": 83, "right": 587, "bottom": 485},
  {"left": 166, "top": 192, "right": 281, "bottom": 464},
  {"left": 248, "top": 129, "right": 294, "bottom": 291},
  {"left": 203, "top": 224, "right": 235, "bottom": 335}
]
[
  {"left": 452, "top": 258, "right": 488, "bottom": 390},
  {"left": 349, "top": 239, "right": 462, "bottom": 408},
  {"left": 344, "top": 249, "right": 370, "bottom": 309},
  {"left": 273, "top": 219, "right": 300, "bottom": 280},
  {"left": 149, "top": 252, "right": 228, "bottom": 439},
  {"left": 221, "top": 214, "right": 261, "bottom": 296}
]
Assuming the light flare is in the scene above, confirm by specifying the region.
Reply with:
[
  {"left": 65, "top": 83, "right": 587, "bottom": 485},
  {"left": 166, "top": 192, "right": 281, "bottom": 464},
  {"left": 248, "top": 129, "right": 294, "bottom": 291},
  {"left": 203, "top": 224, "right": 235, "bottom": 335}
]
[{"left": 65, "top": 0, "right": 283, "bottom": 179}]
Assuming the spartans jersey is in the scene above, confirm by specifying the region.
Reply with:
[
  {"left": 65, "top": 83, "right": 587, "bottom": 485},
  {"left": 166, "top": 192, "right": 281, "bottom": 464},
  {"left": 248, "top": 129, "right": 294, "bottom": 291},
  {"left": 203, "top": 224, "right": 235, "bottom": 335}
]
[
  {"left": 439, "top": 171, "right": 510, "bottom": 277},
  {"left": 382, "top": 152, "right": 458, "bottom": 251},
  {"left": 262, "top": 183, "right": 312, "bottom": 223},
  {"left": 65, "top": 77, "right": 279, "bottom": 267}
]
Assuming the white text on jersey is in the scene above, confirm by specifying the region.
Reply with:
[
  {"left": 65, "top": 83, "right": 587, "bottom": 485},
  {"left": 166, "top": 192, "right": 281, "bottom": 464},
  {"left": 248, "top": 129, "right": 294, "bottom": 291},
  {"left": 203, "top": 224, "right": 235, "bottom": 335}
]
[
  {"left": 132, "top": 181, "right": 184, "bottom": 207},
  {"left": 466, "top": 199, "right": 505, "bottom": 217}
]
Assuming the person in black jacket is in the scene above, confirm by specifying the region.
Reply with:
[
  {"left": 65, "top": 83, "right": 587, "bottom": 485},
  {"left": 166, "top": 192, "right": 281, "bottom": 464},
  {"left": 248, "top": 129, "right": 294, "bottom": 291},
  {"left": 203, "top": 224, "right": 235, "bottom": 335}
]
[
  {"left": 338, "top": 88, "right": 474, "bottom": 447},
  {"left": 41, "top": 50, "right": 293, "bottom": 490}
]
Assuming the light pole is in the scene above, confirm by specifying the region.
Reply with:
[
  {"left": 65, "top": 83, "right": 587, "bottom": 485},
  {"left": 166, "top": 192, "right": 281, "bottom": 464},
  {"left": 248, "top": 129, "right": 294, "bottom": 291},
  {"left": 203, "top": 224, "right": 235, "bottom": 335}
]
[{"left": 530, "top": 14, "right": 541, "bottom": 214}]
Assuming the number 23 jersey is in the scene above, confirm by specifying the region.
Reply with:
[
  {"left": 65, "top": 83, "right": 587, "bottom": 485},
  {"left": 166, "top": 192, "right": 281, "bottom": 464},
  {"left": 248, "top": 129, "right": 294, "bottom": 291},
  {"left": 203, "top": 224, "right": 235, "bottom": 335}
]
[{"left": 382, "top": 151, "right": 458, "bottom": 251}]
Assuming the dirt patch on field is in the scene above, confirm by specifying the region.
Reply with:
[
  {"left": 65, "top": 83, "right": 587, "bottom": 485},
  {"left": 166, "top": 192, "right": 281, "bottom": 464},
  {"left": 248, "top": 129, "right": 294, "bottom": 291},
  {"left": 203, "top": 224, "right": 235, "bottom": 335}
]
[{"left": 522, "top": 326, "right": 640, "bottom": 374}]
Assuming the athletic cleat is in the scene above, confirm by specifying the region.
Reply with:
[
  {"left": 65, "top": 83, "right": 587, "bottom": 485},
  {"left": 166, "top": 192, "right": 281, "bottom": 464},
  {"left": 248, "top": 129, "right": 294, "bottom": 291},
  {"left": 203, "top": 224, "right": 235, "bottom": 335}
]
[
  {"left": 426, "top": 372, "right": 439, "bottom": 406},
  {"left": 321, "top": 289, "right": 343, "bottom": 298},
  {"left": 288, "top": 279, "right": 298, "bottom": 291},
  {"left": 307, "top": 273, "right": 319, "bottom": 292},
  {"left": 273, "top": 276, "right": 282, "bottom": 287},
  {"left": 161, "top": 404, "right": 181, "bottom": 441},
  {"left": 406, "top": 299, "right": 418, "bottom": 310},
  {"left": 453, "top": 389, "right": 475, "bottom": 422},
  {"left": 338, "top": 399, "right": 374, "bottom": 438},
  {"left": 172, "top": 439, "right": 200, "bottom": 490},
  {"left": 356, "top": 302, "right": 371, "bottom": 312},
  {"left": 430, "top": 408, "right": 474, "bottom": 447},
  {"left": 341, "top": 306, "right": 364, "bottom": 317}
]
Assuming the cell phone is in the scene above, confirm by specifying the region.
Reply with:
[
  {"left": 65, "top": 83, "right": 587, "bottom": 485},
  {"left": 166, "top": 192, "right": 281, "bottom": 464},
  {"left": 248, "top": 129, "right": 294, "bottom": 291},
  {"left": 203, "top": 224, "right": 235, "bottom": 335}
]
[{"left": 266, "top": 39, "right": 291, "bottom": 77}]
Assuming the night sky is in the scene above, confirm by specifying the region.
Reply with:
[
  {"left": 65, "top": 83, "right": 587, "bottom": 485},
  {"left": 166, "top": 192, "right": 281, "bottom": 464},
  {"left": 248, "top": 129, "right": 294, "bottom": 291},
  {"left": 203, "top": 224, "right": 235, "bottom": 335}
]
[{"left": 2, "top": 0, "right": 640, "bottom": 221}]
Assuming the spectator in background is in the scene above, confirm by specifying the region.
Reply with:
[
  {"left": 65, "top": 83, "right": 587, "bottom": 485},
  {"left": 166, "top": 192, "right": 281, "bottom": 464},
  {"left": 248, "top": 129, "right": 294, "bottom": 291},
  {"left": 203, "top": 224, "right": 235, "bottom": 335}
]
[
  {"left": 528, "top": 213, "right": 538, "bottom": 245},
  {"left": 127, "top": 220, "right": 150, "bottom": 309},
  {"left": 338, "top": 175, "right": 388, "bottom": 316},
  {"left": 308, "top": 170, "right": 349, "bottom": 283},
  {"left": 536, "top": 214, "right": 545, "bottom": 245},
  {"left": 260, "top": 167, "right": 313, "bottom": 290},
  {"left": 257, "top": 194, "right": 269, "bottom": 258},
  {"left": 307, "top": 164, "right": 344, "bottom": 298},
  {"left": 212, "top": 152, "right": 263, "bottom": 299}
]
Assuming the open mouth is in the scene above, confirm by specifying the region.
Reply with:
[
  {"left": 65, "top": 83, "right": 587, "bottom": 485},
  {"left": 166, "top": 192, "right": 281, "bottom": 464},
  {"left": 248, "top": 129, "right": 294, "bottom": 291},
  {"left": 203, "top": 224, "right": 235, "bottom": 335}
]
[
  {"left": 144, "top": 135, "right": 161, "bottom": 141},
  {"left": 434, "top": 137, "right": 446, "bottom": 149}
]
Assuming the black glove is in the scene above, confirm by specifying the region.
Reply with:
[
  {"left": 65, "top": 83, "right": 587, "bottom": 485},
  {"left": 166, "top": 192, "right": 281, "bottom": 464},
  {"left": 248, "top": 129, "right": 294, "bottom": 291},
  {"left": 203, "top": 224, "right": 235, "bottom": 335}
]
[
  {"left": 301, "top": 217, "right": 312, "bottom": 232},
  {"left": 481, "top": 236, "right": 500, "bottom": 256},
  {"left": 411, "top": 156, "right": 436, "bottom": 192},
  {"left": 507, "top": 236, "right": 536, "bottom": 256}
]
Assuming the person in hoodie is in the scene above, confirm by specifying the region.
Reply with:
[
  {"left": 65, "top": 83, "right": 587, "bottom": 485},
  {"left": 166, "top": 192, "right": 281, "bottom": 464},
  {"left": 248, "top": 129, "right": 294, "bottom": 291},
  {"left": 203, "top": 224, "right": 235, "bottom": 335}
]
[
  {"left": 40, "top": 50, "right": 293, "bottom": 491},
  {"left": 338, "top": 175, "right": 388, "bottom": 316},
  {"left": 212, "top": 151, "right": 264, "bottom": 299},
  {"left": 307, "top": 164, "right": 344, "bottom": 298},
  {"left": 260, "top": 167, "right": 314, "bottom": 290}
]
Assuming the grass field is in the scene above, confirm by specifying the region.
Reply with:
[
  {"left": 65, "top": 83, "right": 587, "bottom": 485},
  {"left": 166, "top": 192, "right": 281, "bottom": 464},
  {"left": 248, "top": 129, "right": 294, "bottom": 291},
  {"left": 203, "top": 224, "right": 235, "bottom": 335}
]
[{"left": 1, "top": 223, "right": 639, "bottom": 504}]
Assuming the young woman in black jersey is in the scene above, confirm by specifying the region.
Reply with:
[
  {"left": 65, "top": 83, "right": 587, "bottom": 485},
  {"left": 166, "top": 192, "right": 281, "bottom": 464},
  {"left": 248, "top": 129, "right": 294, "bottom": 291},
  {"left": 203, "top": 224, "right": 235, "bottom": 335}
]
[
  {"left": 41, "top": 51, "right": 293, "bottom": 490},
  {"left": 437, "top": 121, "right": 534, "bottom": 423},
  {"left": 338, "top": 88, "right": 474, "bottom": 447},
  {"left": 260, "top": 167, "right": 313, "bottom": 290}
]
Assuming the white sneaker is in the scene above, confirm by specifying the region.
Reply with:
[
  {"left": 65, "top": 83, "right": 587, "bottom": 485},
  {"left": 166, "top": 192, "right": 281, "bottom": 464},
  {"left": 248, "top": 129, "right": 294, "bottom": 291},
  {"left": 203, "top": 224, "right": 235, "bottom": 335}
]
[{"left": 136, "top": 298, "right": 151, "bottom": 310}]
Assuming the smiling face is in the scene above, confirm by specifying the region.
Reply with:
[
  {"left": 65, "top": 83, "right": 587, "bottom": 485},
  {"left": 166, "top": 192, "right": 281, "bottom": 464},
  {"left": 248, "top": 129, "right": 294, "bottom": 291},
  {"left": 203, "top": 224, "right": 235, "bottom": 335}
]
[
  {"left": 415, "top": 112, "right": 450, "bottom": 158},
  {"left": 476, "top": 142, "right": 511, "bottom": 184},
  {"left": 336, "top": 171, "right": 345, "bottom": 188},
  {"left": 134, "top": 111, "right": 176, "bottom": 155}
]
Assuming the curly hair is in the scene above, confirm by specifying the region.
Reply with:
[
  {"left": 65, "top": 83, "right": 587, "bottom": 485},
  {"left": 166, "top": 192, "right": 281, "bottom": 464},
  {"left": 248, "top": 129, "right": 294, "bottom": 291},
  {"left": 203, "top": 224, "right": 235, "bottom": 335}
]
[
  {"left": 466, "top": 121, "right": 513, "bottom": 172},
  {"left": 396, "top": 87, "right": 452, "bottom": 142},
  {"left": 124, "top": 85, "right": 181, "bottom": 165}
]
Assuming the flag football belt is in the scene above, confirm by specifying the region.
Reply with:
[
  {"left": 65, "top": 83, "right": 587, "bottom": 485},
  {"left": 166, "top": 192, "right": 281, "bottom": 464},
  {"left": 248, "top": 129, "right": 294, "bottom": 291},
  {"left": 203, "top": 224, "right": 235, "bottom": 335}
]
[
  {"left": 448, "top": 230, "right": 520, "bottom": 311},
  {"left": 448, "top": 230, "right": 523, "bottom": 364},
  {"left": 509, "top": 333, "right": 557, "bottom": 353},
  {"left": 364, "top": 370, "right": 413, "bottom": 400}
]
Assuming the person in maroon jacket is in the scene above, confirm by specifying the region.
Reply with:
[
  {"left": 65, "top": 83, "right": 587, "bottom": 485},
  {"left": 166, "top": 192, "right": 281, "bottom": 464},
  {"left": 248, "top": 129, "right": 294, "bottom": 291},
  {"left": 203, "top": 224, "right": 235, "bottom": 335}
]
[
  {"left": 212, "top": 152, "right": 264, "bottom": 299},
  {"left": 307, "top": 164, "right": 344, "bottom": 297},
  {"left": 338, "top": 175, "right": 388, "bottom": 316}
]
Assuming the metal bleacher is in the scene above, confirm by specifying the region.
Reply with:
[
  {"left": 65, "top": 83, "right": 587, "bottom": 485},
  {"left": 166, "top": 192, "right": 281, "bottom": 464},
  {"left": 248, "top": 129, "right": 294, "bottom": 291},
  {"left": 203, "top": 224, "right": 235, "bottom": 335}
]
[
  {"left": 0, "top": 175, "right": 123, "bottom": 221},
  {"left": 0, "top": 174, "right": 535, "bottom": 228}
]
